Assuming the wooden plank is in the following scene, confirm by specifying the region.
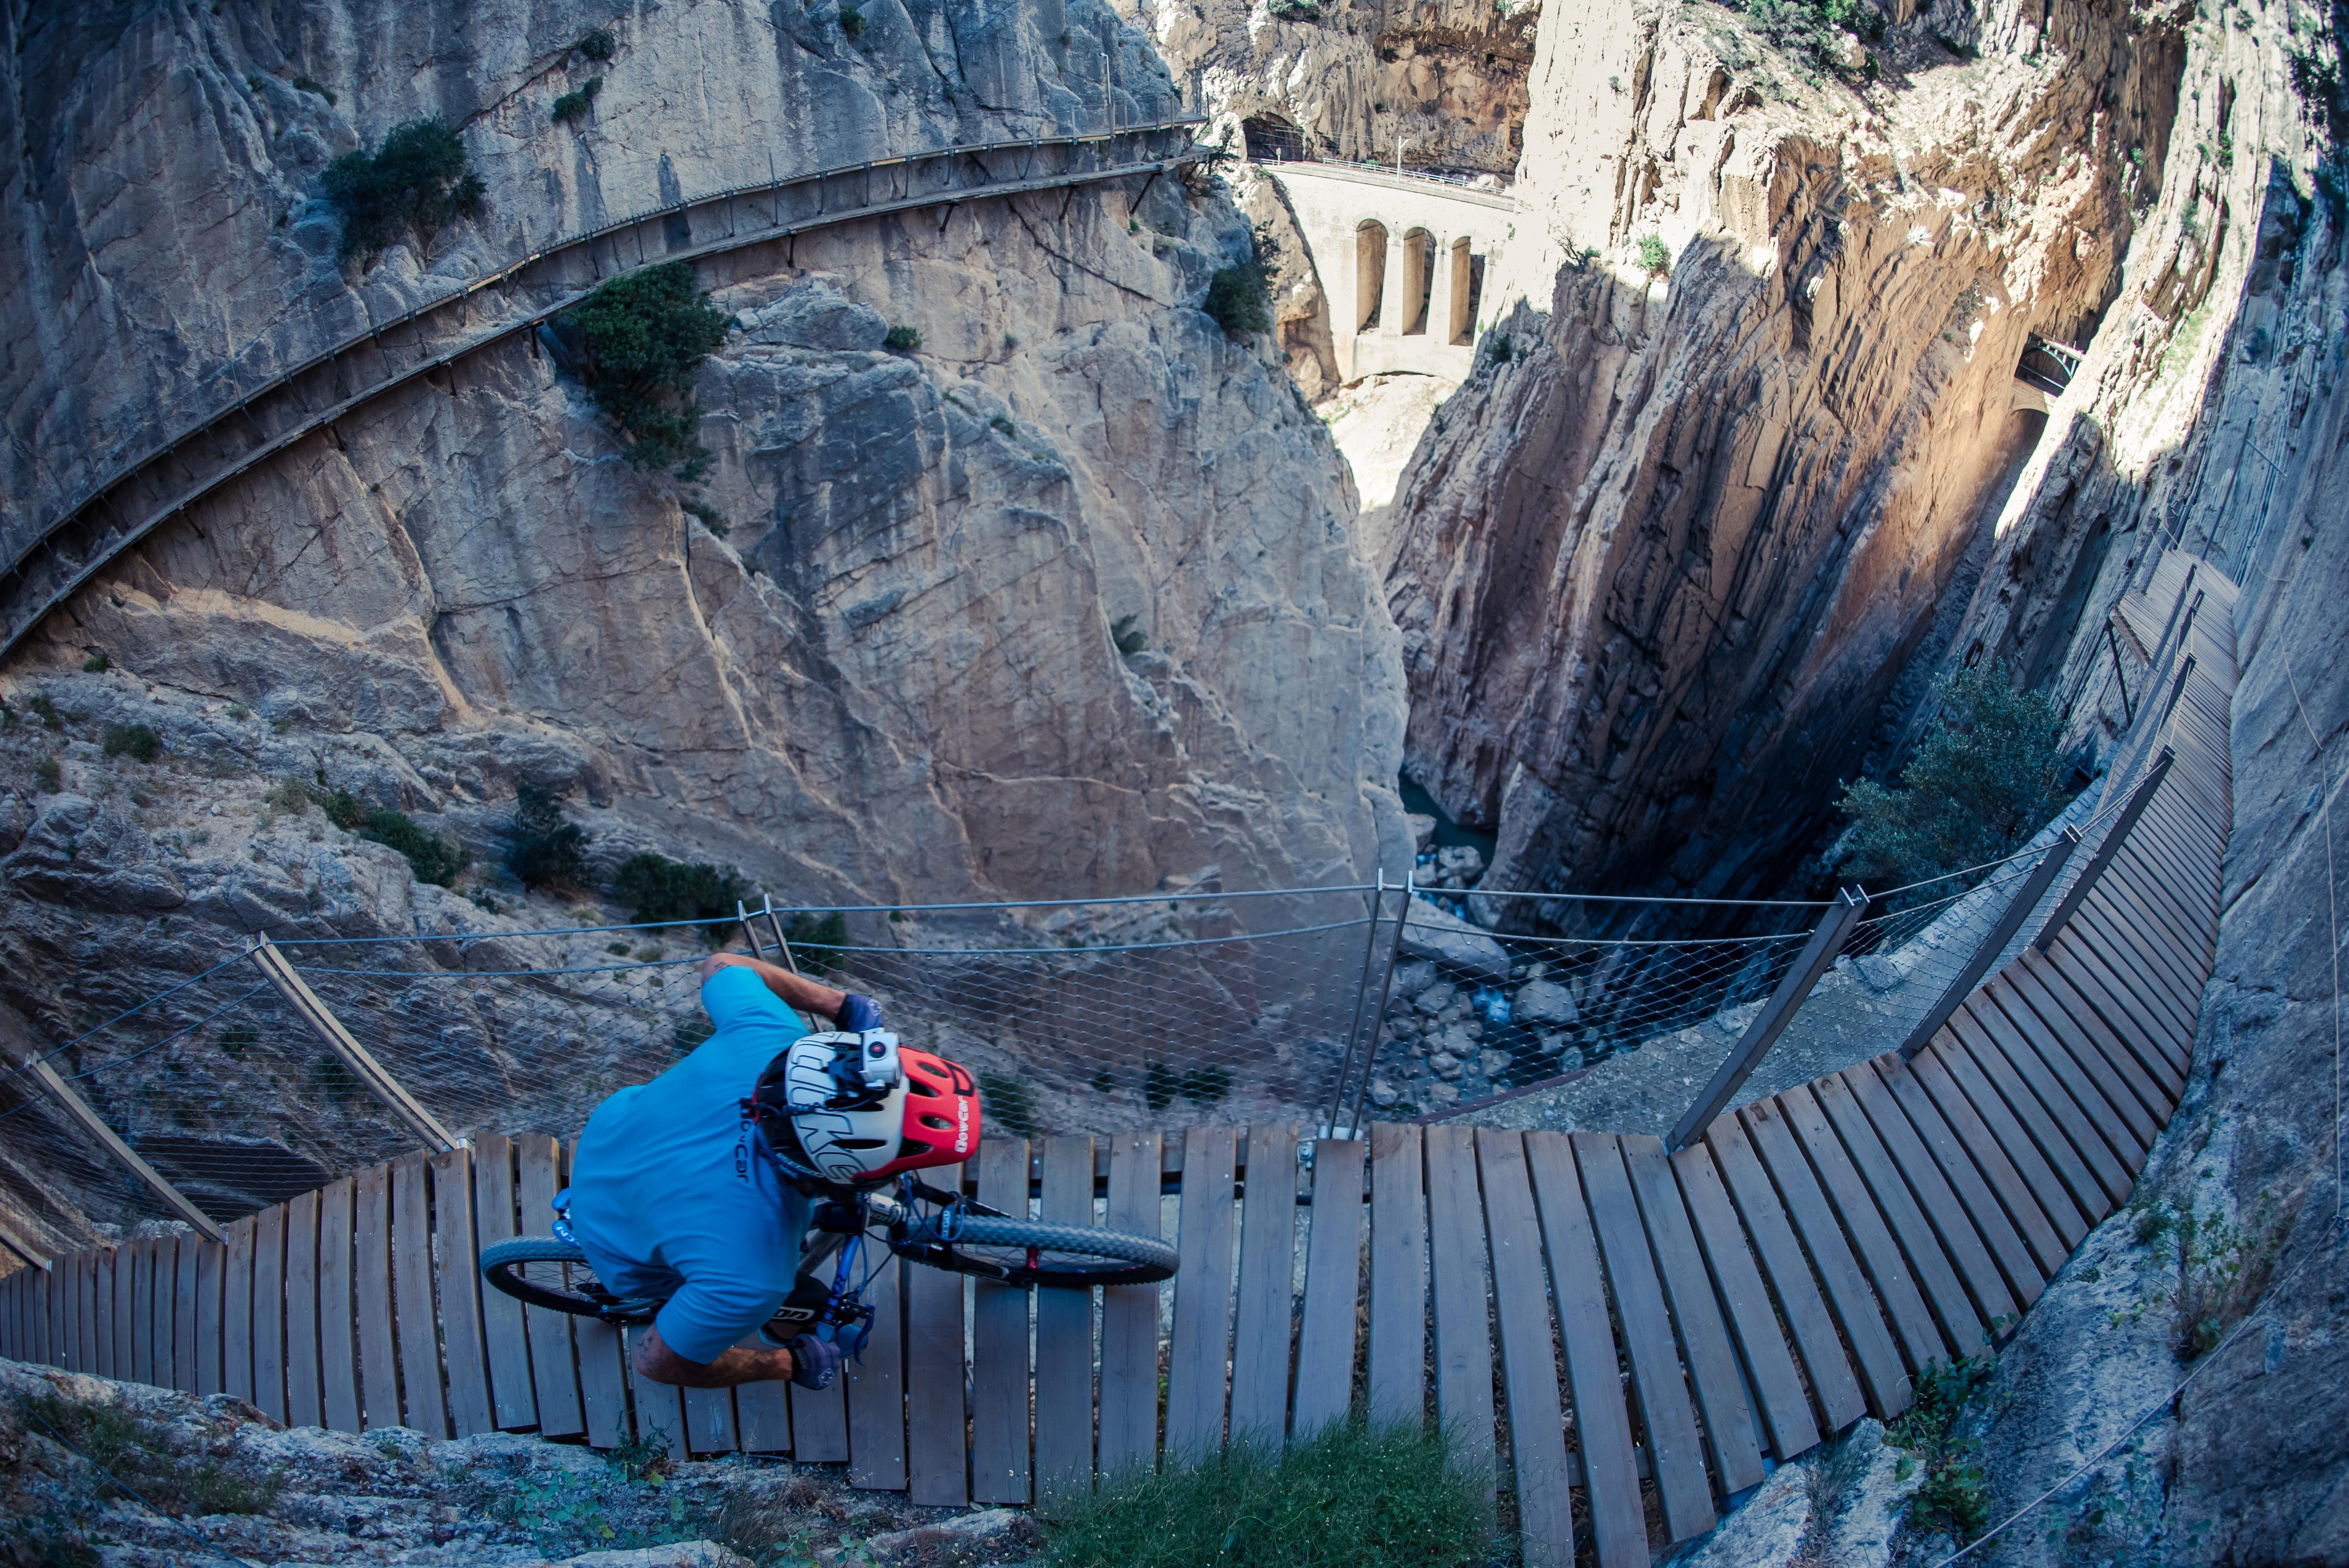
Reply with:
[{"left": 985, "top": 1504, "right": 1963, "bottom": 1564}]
[
  {"left": 1473, "top": 1130, "right": 1577, "bottom": 1568},
  {"left": 1943, "top": 1012, "right": 2110, "bottom": 1225},
  {"left": 253, "top": 1205, "right": 286, "bottom": 1420},
  {"left": 2107, "top": 845, "right": 2215, "bottom": 960},
  {"left": 682, "top": 1381, "right": 738, "bottom": 1456},
  {"left": 78, "top": 1253, "right": 98, "bottom": 1376},
  {"left": 1228, "top": 1124, "right": 1300, "bottom": 1446},
  {"left": 1737, "top": 1104, "right": 1909, "bottom": 1418},
  {"left": 39, "top": 1267, "right": 58, "bottom": 1369},
  {"left": 1982, "top": 988, "right": 2146, "bottom": 1181},
  {"left": 1426, "top": 1126, "right": 1497, "bottom": 1503},
  {"left": 971, "top": 1137, "right": 1032, "bottom": 1504},
  {"left": 1957, "top": 1003, "right": 2130, "bottom": 1209},
  {"left": 2048, "top": 927, "right": 2191, "bottom": 1071},
  {"left": 1033, "top": 1135, "right": 1095, "bottom": 1511},
  {"left": 625, "top": 1338, "right": 689, "bottom": 1461},
  {"left": 842, "top": 1248, "right": 903, "bottom": 1485},
  {"left": 1096, "top": 1131, "right": 1163, "bottom": 1477},
  {"left": 1621, "top": 1134, "right": 1766, "bottom": 1492},
  {"left": 574, "top": 1313, "right": 633, "bottom": 1449},
  {"left": 1573, "top": 1133, "right": 1713, "bottom": 1539},
  {"left": 170, "top": 1238, "right": 197, "bottom": 1393},
  {"left": 2071, "top": 907, "right": 2196, "bottom": 1030},
  {"left": 430, "top": 1147, "right": 495, "bottom": 1438},
  {"left": 285, "top": 1191, "right": 323, "bottom": 1428},
  {"left": 1807, "top": 1076, "right": 1991, "bottom": 1356},
  {"left": 515, "top": 1136, "right": 586, "bottom": 1440},
  {"left": 317, "top": 1178, "right": 360, "bottom": 1433},
  {"left": 736, "top": 1368, "right": 792, "bottom": 1454},
  {"left": 1366, "top": 1122, "right": 1427, "bottom": 1429},
  {"left": 469, "top": 1134, "right": 538, "bottom": 1432},
  {"left": 151, "top": 1240, "right": 175, "bottom": 1389},
  {"left": 110, "top": 1242, "right": 133, "bottom": 1381},
  {"left": 195, "top": 1241, "right": 223, "bottom": 1393},
  {"left": 390, "top": 1153, "right": 448, "bottom": 1437},
  {"left": 905, "top": 1161, "right": 968, "bottom": 1504},
  {"left": 1522, "top": 1131, "right": 1646, "bottom": 1568},
  {"left": 1668, "top": 1140, "right": 1820, "bottom": 1460},
  {"left": 1923, "top": 1035, "right": 2089, "bottom": 1250},
  {"left": 222, "top": 1221, "right": 253, "bottom": 1400},
  {"left": 1989, "top": 976, "right": 2157, "bottom": 1156},
  {"left": 131, "top": 1238, "right": 154, "bottom": 1384},
  {"left": 1875, "top": 1056, "right": 2048, "bottom": 1304},
  {"left": 2014, "top": 952, "right": 2179, "bottom": 1115},
  {"left": 1843, "top": 1062, "right": 2025, "bottom": 1324},
  {"left": 1290, "top": 1138, "right": 1365, "bottom": 1441},
  {"left": 354, "top": 1162, "right": 402, "bottom": 1431},
  {"left": 1166, "top": 1128, "right": 1239, "bottom": 1458}
]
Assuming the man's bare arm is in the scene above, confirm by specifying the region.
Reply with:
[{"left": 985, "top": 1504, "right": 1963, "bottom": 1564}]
[
  {"left": 699, "top": 952, "right": 848, "bottom": 1024},
  {"left": 631, "top": 1321, "right": 795, "bottom": 1388}
]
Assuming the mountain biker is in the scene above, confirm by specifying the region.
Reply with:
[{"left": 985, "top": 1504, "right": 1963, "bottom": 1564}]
[{"left": 564, "top": 949, "right": 978, "bottom": 1392}]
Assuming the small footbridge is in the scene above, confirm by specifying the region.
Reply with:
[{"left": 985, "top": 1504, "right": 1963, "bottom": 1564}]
[{"left": 0, "top": 553, "right": 2236, "bottom": 1566}]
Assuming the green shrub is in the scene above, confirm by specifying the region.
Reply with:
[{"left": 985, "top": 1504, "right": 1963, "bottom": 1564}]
[
  {"left": 882, "top": 324, "right": 921, "bottom": 351},
  {"left": 683, "top": 498, "right": 729, "bottom": 537},
  {"left": 322, "top": 117, "right": 485, "bottom": 261},
  {"left": 1741, "top": 0, "right": 1883, "bottom": 62},
  {"left": 1485, "top": 331, "right": 1512, "bottom": 366},
  {"left": 1637, "top": 233, "right": 1672, "bottom": 277},
  {"left": 291, "top": 73, "right": 337, "bottom": 104},
  {"left": 509, "top": 782, "right": 591, "bottom": 889},
  {"left": 35, "top": 756, "right": 61, "bottom": 792},
  {"left": 29, "top": 693, "right": 60, "bottom": 729},
  {"left": 577, "top": 27, "right": 617, "bottom": 60},
  {"left": 612, "top": 851, "right": 750, "bottom": 938},
  {"left": 980, "top": 1070, "right": 1043, "bottom": 1138},
  {"left": 1833, "top": 667, "right": 2078, "bottom": 908},
  {"left": 2145, "top": 1199, "right": 2282, "bottom": 1360},
  {"left": 1180, "top": 1064, "right": 1234, "bottom": 1106},
  {"left": 81, "top": 650, "right": 110, "bottom": 673},
  {"left": 557, "top": 262, "right": 731, "bottom": 481},
  {"left": 101, "top": 722, "right": 160, "bottom": 762},
  {"left": 1143, "top": 1061, "right": 1180, "bottom": 1112},
  {"left": 1043, "top": 1417, "right": 1494, "bottom": 1567},
  {"left": 1203, "top": 262, "right": 1271, "bottom": 337},
  {"left": 553, "top": 76, "right": 603, "bottom": 123},
  {"left": 839, "top": 5, "right": 865, "bottom": 35},
  {"left": 1887, "top": 1355, "right": 1992, "bottom": 1541},
  {"left": 355, "top": 806, "right": 471, "bottom": 887}
]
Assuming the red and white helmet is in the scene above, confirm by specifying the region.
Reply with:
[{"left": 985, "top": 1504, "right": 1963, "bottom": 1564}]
[{"left": 749, "top": 1030, "right": 981, "bottom": 1185}]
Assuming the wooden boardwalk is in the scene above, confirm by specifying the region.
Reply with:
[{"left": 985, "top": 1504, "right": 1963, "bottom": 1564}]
[{"left": 0, "top": 555, "right": 2235, "bottom": 1566}]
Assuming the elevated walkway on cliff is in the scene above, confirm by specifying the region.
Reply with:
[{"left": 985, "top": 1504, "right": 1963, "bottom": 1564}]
[
  {"left": 0, "top": 556, "right": 2237, "bottom": 1566},
  {"left": 0, "top": 118, "right": 1207, "bottom": 664}
]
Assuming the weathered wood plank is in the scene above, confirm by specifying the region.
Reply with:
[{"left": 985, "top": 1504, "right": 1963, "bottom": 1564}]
[
  {"left": 905, "top": 1160, "right": 968, "bottom": 1505},
  {"left": 1032, "top": 1135, "right": 1094, "bottom": 1512},
  {"left": 285, "top": 1190, "right": 324, "bottom": 1429},
  {"left": 130, "top": 1238, "right": 154, "bottom": 1385},
  {"left": 1523, "top": 1131, "right": 1646, "bottom": 1568},
  {"left": 253, "top": 1208, "right": 286, "bottom": 1420},
  {"left": 430, "top": 1147, "right": 496, "bottom": 1438},
  {"left": 1366, "top": 1122, "right": 1427, "bottom": 1430},
  {"left": 1669, "top": 1139, "right": 1821, "bottom": 1460},
  {"left": 971, "top": 1137, "right": 1032, "bottom": 1505},
  {"left": 194, "top": 1240, "right": 223, "bottom": 1394},
  {"left": 1096, "top": 1131, "right": 1163, "bottom": 1478},
  {"left": 1922, "top": 1036, "right": 2086, "bottom": 1254},
  {"left": 1942, "top": 1014, "right": 2107, "bottom": 1229},
  {"left": 1166, "top": 1127, "right": 1239, "bottom": 1459},
  {"left": 842, "top": 1248, "right": 904, "bottom": 1486},
  {"left": 389, "top": 1153, "right": 447, "bottom": 1437},
  {"left": 625, "top": 1339, "right": 689, "bottom": 1461},
  {"left": 1989, "top": 977, "right": 2157, "bottom": 1156},
  {"left": 223, "top": 1221, "right": 253, "bottom": 1402},
  {"left": 515, "top": 1135, "right": 586, "bottom": 1440},
  {"left": 469, "top": 1133, "right": 538, "bottom": 1432},
  {"left": 1228, "top": 1124, "right": 1299, "bottom": 1446},
  {"left": 1290, "top": 1138, "right": 1365, "bottom": 1441},
  {"left": 110, "top": 1242, "right": 133, "bottom": 1383},
  {"left": 353, "top": 1162, "right": 402, "bottom": 1431},
  {"left": 1954, "top": 1005, "right": 2127, "bottom": 1212},
  {"left": 682, "top": 1381, "right": 738, "bottom": 1456},
  {"left": 1574, "top": 1133, "right": 1713, "bottom": 1539},
  {"left": 1871, "top": 1056, "right": 2046, "bottom": 1308},
  {"left": 1474, "top": 1130, "right": 1577, "bottom": 1568},
  {"left": 1425, "top": 1125, "right": 1495, "bottom": 1506},
  {"left": 1621, "top": 1133, "right": 1766, "bottom": 1493},
  {"left": 1840, "top": 1063, "right": 2021, "bottom": 1328},
  {"left": 317, "top": 1177, "right": 362, "bottom": 1433}
]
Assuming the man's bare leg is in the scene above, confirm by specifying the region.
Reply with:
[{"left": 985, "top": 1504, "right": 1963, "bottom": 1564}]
[{"left": 632, "top": 1321, "right": 795, "bottom": 1388}]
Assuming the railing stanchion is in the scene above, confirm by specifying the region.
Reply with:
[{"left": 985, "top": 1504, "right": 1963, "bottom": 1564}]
[
  {"left": 1665, "top": 888, "right": 1868, "bottom": 1153},
  {"left": 1324, "top": 871, "right": 1388, "bottom": 1137},
  {"left": 1344, "top": 875, "right": 1418, "bottom": 1137},
  {"left": 250, "top": 934, "right": 458, "bottom": 1155},
  {"left": 2035, "top": 749, "right": 2175, "bottom": 953},
  {"left": 1895, "top": 829, "right": 2082, "bottom": 1060}
]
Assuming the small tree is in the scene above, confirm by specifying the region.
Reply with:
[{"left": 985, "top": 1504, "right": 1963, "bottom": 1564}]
[
  {"left": 557, "top": 261, "right": 731, "bottom": 480},
  {"left": 321, "top": 118, "right": 487, "bottom": 262},
  {"left": 1834, "top": 668, "right": 2078, "bottom": 905},
  {"left": 1637, "top": 233, "right": 1672, "bottom": 279},
  {"left": 611, "top": 851, "right": 749, "bottom": 940},
  {"left": 1203, "top": 260, "right": 1271, "bottom": 337},
  {"left": 508, "top": 783, "right": 590, "bottom": 889}
]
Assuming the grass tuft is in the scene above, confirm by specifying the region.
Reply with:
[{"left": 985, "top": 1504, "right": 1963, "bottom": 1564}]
[
  {"left": 1044, "top": 1418, "right": 1497, "bottom": 1568},
  {"left": 1887, "top": 1355, "right": 1992, "bottom": 1541}
]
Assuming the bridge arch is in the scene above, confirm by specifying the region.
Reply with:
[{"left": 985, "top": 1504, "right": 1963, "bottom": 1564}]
[
  {"left": 1356, "top": 220, "right": 1388, "bottom": 332},
  {"left": 1400, "top": 229, "right": 1434, "bottom": 335}
]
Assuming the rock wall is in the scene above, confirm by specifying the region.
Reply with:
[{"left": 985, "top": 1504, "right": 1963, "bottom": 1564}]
[
  {"left": 1379, "top": 0, "right": 2194, "bottom": 914},
  {"left": 1109, "top": 0, "right": 1535, "bottom": 176}
]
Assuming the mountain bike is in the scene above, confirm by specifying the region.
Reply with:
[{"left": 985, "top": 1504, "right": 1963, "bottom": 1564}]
[{"left": 480, "top": 1166, "right": 1177, "bottom": 1355}]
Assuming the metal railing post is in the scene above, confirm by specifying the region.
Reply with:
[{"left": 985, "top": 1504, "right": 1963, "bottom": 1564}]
[
  {"left": 1895, "top": 829, "right": 2081, "bottom": 1060},
  {"left": 1665, "top": 888, "right": 1868, "bottom": 1152},
  {"left": 739, "top": 895, "right": 817, "bottom": 1030},
  {"left": 11, "top": 1051, "right": 224, "bottom": 1243},
  {"left": 248, "top": 934, "right": 458, "bottom": 1154},
  {"left": 2035, "top": 749, "right": 2175, "bottom": 952},
  {"left": 1324, "top": 871, "right": 1387, "bottom": 1136},
  {"left": 1326, "top": 873, "right": 1413, "bottom": 1137}
]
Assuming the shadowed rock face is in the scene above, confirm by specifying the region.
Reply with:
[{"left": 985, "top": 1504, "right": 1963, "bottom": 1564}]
[{"left": 1380, "top": 0, "right": 2186, "bottom": 911}]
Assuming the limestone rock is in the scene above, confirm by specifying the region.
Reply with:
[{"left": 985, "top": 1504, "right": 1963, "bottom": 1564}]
[
  {"left": 1513, "top": 977, "right": 1578, "bottom": 1028},
  {"left": 1477, "top": 1047, "right": 1511, "bottom": 1076},
  {"left": 1397, "top": 899, "right": 1509, "bottom": 980},
  {"left": 1428, "top": 1050, "right": 1463, "bottom": 1080},
  {"left": 2, "top": 793, "right": 185, "bottom": 912},
  {"left": 1406, "top": 813, "right": 1438, "bottom": 854},
  {"left": 866, "top": 1506, "right": 1036, "bottom": 1560},
  {"left": 1412, "top": 979, "right": 1459, "bottom": 1015},
  {"left": 1367, "top": 1076, "right": 1399, "bottom": 1108}
]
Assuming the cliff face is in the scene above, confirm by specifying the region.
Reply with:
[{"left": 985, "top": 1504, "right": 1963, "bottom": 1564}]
[
  {"left": 0, "top": 0, "right": 1407, "bottom": 920},
  {"left": 1380, "top": 0, "right": 2188, "bottom": 908},
  {"left": 1110, "top": 0, "right": 1536, "bottom": 176}
]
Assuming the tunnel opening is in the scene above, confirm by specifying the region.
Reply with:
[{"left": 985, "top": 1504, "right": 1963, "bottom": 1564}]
[{"left": 1242, "top": 114, "right": 1306, "bottom": 164}]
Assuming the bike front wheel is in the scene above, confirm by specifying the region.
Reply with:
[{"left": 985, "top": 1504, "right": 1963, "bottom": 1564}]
[
  {"left": 891, "top": 1216, "right": 1178, "bottom": 1287},
  {"left": 479, "top": 1236, "right": 662, "bottom": 1325}
]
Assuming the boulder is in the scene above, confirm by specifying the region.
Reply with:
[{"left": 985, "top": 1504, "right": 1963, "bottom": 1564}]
[
  {"left": 1429, "top": 1051, "right": 1463, "bottom": 1081},
  {"left": 1387, "top": 958, "right": 1438, "bottom": 1000},
  {"left": 1413, "top": 979, "right": 1458, "bottom": 1016},
  {"left": 1513, "top": 978, "right": 1579, "bottom": 1028},
  {"left": 1368, "top": 1077, "right": 1399, "bottom": 1108},
  {"left": 866, "top": 1507, "right": 1036, "bottom": 1561},
  {"left": 1435, "top": 844, "right": 1486, "bottom": 880},
  {"left": 1398, "top": 900, "right": 1510, "bottom": 981},
  {"left": 1479, "top": 1048, "right": 1513, "bottom": 1076},
  {"left": 2, "top": 793, "right": 185, "bottom": 912},
  {"left": 1406, "top": 813, "right": 1438, "bottom": 854}
]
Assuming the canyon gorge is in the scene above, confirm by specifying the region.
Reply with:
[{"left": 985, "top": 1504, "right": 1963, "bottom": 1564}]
[{"left": 0, "top": 0, "right": 2345, "bottom": 1560}]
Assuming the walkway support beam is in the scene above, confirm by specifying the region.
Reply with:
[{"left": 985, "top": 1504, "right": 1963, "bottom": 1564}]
[
  {"left": 1666, "top": 888, "right": 1869, "bottom": 1152},
  {"left": 12, "top": 1052, "right": 223, "bottom": 1243},
  {"left": 1896, "top": 830, "right": 2080, "bottom": 1060},
  {"left": 249, "top": 934, "right": 457, "bottom": 1153},
  {"left": 2035, "top": 750, "right": 2175, "bottom": 953}
]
